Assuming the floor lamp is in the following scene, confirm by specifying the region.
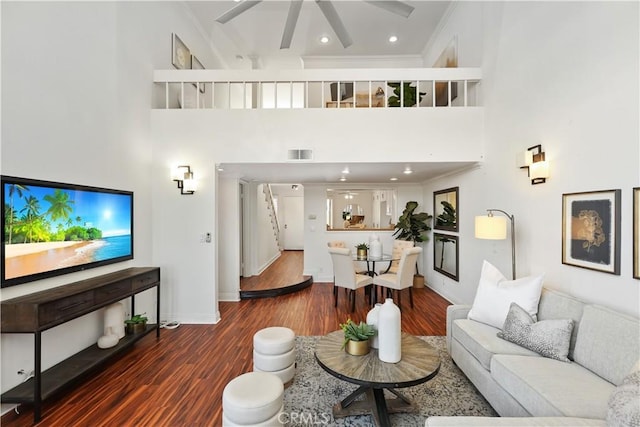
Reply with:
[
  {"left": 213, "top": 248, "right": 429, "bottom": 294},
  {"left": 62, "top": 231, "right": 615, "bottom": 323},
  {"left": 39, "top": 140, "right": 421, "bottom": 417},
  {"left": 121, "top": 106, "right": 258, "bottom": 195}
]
[{"left": 475, "top": 209, "right": 516, "bottom": 280}]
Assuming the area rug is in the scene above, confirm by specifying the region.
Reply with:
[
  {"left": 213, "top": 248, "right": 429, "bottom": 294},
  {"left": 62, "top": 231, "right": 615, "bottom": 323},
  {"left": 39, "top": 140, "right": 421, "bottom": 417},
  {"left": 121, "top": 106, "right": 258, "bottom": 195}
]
[{"left": 284, "top": 336, "right": 496, "bottom": 426}]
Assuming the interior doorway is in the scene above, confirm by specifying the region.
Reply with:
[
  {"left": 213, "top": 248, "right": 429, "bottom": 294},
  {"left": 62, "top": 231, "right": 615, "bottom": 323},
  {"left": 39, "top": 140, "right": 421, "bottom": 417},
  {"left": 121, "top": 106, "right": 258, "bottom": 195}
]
[{"left": 282, "top": 195, "right": 304, "bottom": 250}]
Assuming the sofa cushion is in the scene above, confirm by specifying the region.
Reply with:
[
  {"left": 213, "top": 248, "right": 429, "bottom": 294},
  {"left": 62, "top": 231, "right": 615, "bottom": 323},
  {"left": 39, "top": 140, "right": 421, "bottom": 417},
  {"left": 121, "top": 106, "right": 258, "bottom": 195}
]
[
  {"left": 607, "top": 370, "right": 640, "bottom": 427},
  {"left": 498, "top": 302, "right": 573, "bottom": 362},
  {"left": 453, "top": 318, "right": 539, "bottom": 370},
  {"left": 468, "top": 260, "right": 544, "bottom": 329},
  {"left": 572, "top": 305, "right": 640, "bottom": 385},
  {"left": 537, "top": 288, "right": 585, "bottom": 360},
  {"left": 491, "top": 354, "right": 615, "bottom": 419}
]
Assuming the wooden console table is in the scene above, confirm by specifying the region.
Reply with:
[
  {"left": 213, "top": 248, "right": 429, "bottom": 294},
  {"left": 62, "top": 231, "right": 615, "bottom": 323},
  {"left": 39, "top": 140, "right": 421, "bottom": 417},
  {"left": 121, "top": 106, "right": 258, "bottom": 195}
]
[{"left": 1, "top": 267, "right": 161, "bottom": 423}]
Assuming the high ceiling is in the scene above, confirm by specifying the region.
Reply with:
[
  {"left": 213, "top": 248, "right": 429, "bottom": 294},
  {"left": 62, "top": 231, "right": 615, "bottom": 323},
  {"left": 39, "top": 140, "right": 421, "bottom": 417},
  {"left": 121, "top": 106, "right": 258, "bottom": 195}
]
[
  {"left": 216, "top": 162, "right": 476, "bottom": 184},
  {"left": 186, "top": 1, "right": 451, "bottom": 66},
  {"left": 187, "top": 1, "right": 464, "bottom": 185}
]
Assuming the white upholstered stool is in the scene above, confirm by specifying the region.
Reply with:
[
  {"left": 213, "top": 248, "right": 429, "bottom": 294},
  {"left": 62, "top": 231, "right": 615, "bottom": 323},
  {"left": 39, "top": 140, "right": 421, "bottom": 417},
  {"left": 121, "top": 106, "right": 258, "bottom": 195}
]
[
  {"left": 222, "top": 372, "right": 284, "bottom": 426},
  {"left": 253, "top": 327, "right": 296, "bottom": 384}
]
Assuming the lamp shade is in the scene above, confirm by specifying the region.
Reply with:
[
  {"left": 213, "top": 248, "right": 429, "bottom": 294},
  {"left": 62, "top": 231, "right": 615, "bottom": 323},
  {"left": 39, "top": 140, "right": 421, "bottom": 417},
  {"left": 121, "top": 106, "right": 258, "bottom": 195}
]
[
  {"left": 182, "top": 176, "right": 197, "bottom": 193},
  {"left": 530, "top": 160, "right": 550, "bottom": 180},
  {"left": 475, "top": 215, "right": 507, "bottom": 240}
]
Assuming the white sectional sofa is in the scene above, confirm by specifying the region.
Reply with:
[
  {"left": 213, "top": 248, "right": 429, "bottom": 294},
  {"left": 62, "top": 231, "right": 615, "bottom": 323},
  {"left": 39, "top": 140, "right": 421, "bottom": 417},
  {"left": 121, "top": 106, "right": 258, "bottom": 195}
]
[{"left": 427, "top": 288, "right": 640, "bottom": 426}]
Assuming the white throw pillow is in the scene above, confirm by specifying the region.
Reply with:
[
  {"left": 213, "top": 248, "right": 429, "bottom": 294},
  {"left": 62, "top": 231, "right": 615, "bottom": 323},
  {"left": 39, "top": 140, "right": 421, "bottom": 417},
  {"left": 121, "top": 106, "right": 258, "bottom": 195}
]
[{"left": 467, "top": 260, "right": 544, "bottom": 329}]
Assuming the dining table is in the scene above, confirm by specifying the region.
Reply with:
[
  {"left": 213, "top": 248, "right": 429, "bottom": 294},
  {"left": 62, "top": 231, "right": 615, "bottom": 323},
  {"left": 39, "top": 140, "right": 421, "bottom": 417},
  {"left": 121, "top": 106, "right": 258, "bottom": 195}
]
[{"left": 353, "top": 253, "right": 398, "bottom": 304}]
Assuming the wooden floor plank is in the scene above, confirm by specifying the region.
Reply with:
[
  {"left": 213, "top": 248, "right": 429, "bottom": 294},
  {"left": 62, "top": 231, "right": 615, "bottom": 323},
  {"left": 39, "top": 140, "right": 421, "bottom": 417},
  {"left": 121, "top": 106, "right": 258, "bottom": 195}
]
[
  {"left": 2, "top": 255, "right": 451, "bottom": 427},
  {"left": 240, "top": 250, "right": 306, "bottom": 291}
]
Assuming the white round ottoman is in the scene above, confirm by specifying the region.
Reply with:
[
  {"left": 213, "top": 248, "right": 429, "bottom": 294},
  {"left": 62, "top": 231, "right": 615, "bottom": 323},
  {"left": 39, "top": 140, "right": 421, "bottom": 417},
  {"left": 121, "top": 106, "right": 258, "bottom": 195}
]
[
  {"left": 222, "top": 372, "right": 284, "bottom": 426},
  {"left": 253, "top": 327, "right": 296, "bottom": 385},
  {"left": 254, "top": 363, "right": 296, "bottom": 384}
]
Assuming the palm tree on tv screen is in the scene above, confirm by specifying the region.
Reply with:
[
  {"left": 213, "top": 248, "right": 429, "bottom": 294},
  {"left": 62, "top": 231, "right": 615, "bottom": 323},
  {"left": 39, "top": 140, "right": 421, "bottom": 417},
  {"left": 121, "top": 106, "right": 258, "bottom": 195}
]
[
  {"left": 6, "top": 183, "right": 29, "bottom": 244},
  {"left": 44, "top": 189, "right": 74, "bottom": 223}
]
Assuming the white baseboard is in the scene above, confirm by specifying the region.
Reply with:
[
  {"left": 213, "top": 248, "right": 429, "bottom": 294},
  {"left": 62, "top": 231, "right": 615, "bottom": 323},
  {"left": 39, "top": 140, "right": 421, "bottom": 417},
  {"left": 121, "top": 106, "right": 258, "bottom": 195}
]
[{"left": 219, "top": 292, "right": 240, "bottom": 302}]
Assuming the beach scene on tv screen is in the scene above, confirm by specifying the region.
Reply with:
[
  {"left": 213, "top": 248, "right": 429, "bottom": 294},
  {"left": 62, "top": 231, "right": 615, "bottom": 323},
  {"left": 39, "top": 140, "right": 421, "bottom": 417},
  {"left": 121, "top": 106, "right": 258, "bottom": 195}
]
[{"left": 4, "top": 182, "right": 132, "bottom": 281}]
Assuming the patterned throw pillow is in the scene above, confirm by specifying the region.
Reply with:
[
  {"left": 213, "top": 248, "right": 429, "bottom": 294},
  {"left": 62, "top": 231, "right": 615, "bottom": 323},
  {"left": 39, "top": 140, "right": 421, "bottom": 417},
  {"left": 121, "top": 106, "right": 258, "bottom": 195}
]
[
  {"left": 607, "top": 370, "right": 640, "bottom": 427},
  {"left": 498, "top": 302, "right": 573, "bottom": 362}
]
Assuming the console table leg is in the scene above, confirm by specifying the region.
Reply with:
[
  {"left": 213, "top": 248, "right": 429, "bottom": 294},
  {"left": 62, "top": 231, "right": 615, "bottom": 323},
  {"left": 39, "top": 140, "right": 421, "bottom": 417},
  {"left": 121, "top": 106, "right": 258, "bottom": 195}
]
[
  {"left": 156, "top": 283, "right": 161, "bottom": 338},
  {"left": 34, "top": 331, "right": 42, "bottom": 423}
]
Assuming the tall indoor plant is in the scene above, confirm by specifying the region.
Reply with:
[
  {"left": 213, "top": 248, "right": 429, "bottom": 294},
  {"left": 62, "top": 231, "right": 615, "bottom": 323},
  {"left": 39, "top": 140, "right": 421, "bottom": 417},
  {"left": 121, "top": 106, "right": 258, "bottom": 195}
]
[
  {"left": 393, "top": 201, "right": 433, "bottom": 285},
  {"left": 387, "top": 82, "right": 426, "bottom": 107}
]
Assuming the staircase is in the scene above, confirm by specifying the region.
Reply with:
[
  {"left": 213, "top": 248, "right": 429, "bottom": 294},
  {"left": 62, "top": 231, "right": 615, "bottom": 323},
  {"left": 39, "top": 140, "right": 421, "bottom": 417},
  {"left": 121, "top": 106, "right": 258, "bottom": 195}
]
[{"left": 263, "top": 184, "right": 282, "bottom": 251}]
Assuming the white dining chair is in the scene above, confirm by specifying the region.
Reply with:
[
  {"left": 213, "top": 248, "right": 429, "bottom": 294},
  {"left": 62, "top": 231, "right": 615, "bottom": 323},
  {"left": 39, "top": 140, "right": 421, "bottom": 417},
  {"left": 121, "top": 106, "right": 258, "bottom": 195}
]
[
  {"left": 379, "top": 239, "right": 415, "bottom": 274},
  {"left": 374, "top": 247, "right": 422, "bottom": 310},
  {"left": 328, "top": 247, "right": 373, "bottom": 312}
]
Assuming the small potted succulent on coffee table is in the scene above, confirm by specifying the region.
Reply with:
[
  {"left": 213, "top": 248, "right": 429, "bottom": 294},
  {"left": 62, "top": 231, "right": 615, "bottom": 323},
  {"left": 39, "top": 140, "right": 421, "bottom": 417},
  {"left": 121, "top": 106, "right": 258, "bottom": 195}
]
[
  {"left": 125, "top": 313, "right": 148, "bottom": 334},
  {"left": 340, "top": 318, "right": 375, "bottom": 355}
]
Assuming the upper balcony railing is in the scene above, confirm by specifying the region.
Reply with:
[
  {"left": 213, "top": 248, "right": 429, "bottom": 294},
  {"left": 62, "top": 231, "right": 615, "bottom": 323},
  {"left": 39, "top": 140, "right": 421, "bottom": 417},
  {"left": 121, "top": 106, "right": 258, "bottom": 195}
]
[{"left": 153, "top": 68, "right": 481, "bottom": 110}]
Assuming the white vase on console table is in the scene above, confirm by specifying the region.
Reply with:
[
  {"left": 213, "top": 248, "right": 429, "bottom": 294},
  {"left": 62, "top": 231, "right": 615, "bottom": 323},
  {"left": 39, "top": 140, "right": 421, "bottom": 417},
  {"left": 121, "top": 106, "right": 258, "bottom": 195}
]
[
  {"left": 104, "top": 302, "right": 125, "bottom": 339},
  {"left": 378, "top": 298, "right": 401, "bottom": 363}
]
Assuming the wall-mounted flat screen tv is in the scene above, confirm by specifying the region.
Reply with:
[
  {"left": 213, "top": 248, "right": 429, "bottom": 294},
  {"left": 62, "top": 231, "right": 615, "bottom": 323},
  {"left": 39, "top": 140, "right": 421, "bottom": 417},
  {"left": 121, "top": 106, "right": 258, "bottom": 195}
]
[{"left": 1, "top": 176, "right": 133, "bottom": 287}]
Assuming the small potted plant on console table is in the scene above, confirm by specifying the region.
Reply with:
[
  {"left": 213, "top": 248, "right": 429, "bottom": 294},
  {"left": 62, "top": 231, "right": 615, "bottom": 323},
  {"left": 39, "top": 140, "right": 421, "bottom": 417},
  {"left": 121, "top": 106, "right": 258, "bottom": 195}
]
[
  {"left": 125, "top": 313, "right": 148, "bottom": 335},
  {"left": 340, "top": 318, "right": 375, "bottom": 355}
]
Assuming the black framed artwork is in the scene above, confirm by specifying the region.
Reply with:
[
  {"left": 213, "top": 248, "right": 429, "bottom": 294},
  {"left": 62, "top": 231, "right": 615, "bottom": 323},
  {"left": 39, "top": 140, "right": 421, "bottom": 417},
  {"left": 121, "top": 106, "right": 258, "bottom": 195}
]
[
  {"left": 562, "top": 189, "right": 621, "bottom": 275},
  {"left": 634, "top": 187, "right": 639, "bottom": 279},
  {"left": 434, "top": 187, "right": 458, "bottom": 232},
  {"left": 434, "top": 233, "right": 459, "bottom": 281}
]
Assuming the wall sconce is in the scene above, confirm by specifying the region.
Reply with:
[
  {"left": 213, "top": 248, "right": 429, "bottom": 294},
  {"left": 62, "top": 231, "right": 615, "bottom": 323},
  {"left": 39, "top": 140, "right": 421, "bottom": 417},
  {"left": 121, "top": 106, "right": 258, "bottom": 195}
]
[
  {"left": 172, "top": 165, "right": 197, "bottom": 195},
  {"left": 518, "top": 144, "right": 549, "bottom": 185},
  {"left": 475, "top": 209, "right": 516, "bottom": 279}
]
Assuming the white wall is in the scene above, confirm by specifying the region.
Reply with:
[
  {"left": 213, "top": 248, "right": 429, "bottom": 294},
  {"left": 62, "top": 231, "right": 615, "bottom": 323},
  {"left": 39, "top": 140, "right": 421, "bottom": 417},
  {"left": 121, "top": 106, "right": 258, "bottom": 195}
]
[
  {"left": 0, "top": 1, "right": 222, "bottom": 410},
  {"left": 218, "top": 177, "right": 241, "bottom": 301},
  {"left": 422, "top": 2, "right": 640, "bottom": 317},
  {"left": 152, "top": 108, "right": 483, "bottom": 164}
]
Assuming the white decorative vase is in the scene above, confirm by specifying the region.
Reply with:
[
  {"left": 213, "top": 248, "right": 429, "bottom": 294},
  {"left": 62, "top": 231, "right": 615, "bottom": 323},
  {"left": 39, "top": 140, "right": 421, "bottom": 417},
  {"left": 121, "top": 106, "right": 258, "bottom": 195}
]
[
  {"left": 104, "top": 302, "right": 125, "bottom": 339},
  {"left": 97, "top": 327, "right": 119, "bottom": 349},
  {"left": 378, "top": 298, "right": 401, "bottom": 363},
  {"left": 369, "top": 235, "right": 382, "bottom": 258},
  {"left": 366, "top": 303, "right": 382, "bottom": 349}
]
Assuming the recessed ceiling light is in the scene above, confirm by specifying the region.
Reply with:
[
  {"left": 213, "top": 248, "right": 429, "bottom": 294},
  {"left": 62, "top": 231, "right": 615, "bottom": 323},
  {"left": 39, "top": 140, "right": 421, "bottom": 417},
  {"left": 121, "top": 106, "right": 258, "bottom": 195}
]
[
  {"left": 339, "top": 176, "right": 347, "bottom": 181},
  {"left": 342, "top": 167, "right": 350, "bottom": 174},
  {"left": 320, "top": 36, "right": 330, "bottom": 44},
  {"left": 390, "top": 177, "right": 398, "bottom": 181},
  {"left": 403, "top": 166, "right": 413, "bottom": 175},
  {"left": 389, "top": 35, "right": 398, "bottom": 43}
]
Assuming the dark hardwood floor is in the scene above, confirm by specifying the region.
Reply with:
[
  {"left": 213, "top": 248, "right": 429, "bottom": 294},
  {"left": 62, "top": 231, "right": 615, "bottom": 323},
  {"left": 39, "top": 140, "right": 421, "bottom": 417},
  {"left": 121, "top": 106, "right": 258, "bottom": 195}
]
[
  {"left": 3, "top": 263, "right": 451, "bottom": 426},
  {"left": 240, "top": 250, "right": 306, "bottom": 292}
]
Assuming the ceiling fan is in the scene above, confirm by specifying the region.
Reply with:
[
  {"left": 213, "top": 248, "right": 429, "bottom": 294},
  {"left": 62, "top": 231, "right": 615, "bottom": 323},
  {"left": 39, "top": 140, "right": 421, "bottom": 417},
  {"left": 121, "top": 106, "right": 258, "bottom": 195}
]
[{"left": 215, "top": 0, "right": 415, "bottom": 49}]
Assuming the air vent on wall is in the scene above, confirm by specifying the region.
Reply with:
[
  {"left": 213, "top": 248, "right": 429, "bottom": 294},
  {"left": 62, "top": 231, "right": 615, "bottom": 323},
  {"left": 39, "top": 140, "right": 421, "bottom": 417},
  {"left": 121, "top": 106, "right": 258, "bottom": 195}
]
[{"left": 287, "top": 149, "right": 313, "bottom": 161}]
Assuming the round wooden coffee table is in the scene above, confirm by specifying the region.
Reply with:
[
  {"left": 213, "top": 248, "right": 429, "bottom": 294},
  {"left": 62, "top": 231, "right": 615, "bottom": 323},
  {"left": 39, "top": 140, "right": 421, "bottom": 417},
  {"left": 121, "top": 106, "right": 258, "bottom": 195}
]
[{"left": 315, "top": 330, "right": 440, "bottom": 427}]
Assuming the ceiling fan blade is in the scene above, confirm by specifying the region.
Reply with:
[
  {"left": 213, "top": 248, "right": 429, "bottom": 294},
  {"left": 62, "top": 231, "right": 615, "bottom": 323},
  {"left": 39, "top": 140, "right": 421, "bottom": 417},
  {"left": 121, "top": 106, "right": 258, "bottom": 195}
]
[
  {"left": 315, "top": 0, "right": 353, "bottom": 48},
  {"left": 280, "top": 0, "right": 303, "bottom": 49},
  {"left": 363, "top": 0, "right": 414, "bottom": 18},
  {"left": 216, "top": 0, "right": 262, "bottom": 24}
]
